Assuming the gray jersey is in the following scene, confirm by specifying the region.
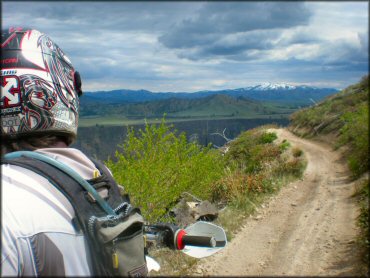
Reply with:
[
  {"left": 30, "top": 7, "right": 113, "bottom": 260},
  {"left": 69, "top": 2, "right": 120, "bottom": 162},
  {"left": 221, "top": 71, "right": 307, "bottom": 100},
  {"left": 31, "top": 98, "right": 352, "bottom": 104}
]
[{"left": 1, "top": 148, "right": 101, "bottom": 276}]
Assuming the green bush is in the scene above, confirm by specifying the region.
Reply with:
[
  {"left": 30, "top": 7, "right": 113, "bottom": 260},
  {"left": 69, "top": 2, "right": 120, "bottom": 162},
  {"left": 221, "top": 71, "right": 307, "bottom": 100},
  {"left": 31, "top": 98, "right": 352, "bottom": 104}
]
[
  {"left": 279, "top": 139, "right": 291, "bottom": 151},
  {"left": 106, "top": 119, "right": 224, "bottom": 222},
  {"left": 259, "top": 132, "right": 278, "bottom": 144},
  {"left": 339, "top": 103, "right": 369, "bottom": 178},
  {"left": 225, "top": 129, "right": 280, "bottom": 171},
  {"left": 292, "top": 147, "right": 303, "bottom": 157},
  {"left": 274, "top": 157, "right": 306, "bottom": 178},
  {"left": 354, "top": 179, "right": 369, "bottom": 265}
]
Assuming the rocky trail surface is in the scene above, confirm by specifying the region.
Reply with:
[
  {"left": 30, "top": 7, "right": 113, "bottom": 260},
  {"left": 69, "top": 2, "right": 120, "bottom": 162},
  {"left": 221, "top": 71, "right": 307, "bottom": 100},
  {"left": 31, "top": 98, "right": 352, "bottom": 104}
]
[{"left": 195, "top": 128, "right": 364, "bottom": 276}]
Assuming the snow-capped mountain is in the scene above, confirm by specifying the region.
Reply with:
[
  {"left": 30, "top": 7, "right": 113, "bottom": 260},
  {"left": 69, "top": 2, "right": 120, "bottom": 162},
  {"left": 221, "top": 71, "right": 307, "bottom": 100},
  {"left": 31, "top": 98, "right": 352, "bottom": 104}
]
[
  {"left": 83, "top": 83, "right": 338, "bottom": 106},
  {"left": 233, "top": 83, "right": 321, "bottom": 92},
  {"left": 252, "top": 82, "right": 297, "bottom": 90}
]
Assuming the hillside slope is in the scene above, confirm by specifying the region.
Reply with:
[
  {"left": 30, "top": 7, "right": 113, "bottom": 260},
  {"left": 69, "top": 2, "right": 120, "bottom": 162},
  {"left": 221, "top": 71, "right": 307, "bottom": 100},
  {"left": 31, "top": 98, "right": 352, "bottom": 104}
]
[{"left": 289, "top": 75, "right": 369, "bottom": 177}]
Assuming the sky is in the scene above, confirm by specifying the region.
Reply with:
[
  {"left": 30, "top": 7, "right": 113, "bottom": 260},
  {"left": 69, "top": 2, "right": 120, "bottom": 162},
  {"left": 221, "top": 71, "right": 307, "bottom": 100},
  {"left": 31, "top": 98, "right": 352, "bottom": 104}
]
[{"left": 2, "top": 1, "right": 369, "bottom": 92}]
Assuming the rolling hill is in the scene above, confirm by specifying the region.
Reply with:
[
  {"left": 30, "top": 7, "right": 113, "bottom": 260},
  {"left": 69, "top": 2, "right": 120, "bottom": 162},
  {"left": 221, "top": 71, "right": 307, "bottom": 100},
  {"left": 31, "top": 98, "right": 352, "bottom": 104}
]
[{"left": 79, "top": 93, "right": 296, "bottom": 121}]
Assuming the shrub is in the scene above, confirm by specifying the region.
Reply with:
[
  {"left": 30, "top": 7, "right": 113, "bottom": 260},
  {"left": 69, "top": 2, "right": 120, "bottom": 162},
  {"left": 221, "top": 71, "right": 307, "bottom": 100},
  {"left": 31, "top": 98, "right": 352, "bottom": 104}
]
[
  {"left": 279, "top": 139, "right": 291, "bottom": 151},
  {"left": 339, "top": 103, "right": 369, "bottom": 178},
  {"left": 274, "top": 157, "right": 306, "bottom": 178},
  {"left": 225, "top": 129, "right": 280, "bottom": 171},
  {"left": 353, "top": 179, "right": 369, "bottom": 265},
  {"left": 211, "top": 169, "right": 247, "bottom": 202},
  {"left": 106, "top": 119, "right": 224, "bottom": 222},
  {"left": 259, "top": 132, "right": 278, "bottom": 144},
  {"left": 292, "top": 147, "right": 303, "bottom": 157}
]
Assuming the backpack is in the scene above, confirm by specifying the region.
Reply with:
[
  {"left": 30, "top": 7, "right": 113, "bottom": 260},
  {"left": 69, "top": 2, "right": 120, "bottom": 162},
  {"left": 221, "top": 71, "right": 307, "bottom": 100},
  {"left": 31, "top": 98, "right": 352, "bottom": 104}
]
[{"left": 2, "top": 151, "right": 148, "bottom": 277}]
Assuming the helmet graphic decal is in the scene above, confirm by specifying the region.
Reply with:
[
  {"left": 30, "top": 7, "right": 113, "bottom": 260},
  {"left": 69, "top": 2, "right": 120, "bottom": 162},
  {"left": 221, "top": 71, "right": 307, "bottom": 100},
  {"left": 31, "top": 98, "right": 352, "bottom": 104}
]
[
  {"left": 18, "top": 74, "right": 57, "bottom": 132},
  {"left": 37, "top": 33, "right": 78, "bottom": 113}
]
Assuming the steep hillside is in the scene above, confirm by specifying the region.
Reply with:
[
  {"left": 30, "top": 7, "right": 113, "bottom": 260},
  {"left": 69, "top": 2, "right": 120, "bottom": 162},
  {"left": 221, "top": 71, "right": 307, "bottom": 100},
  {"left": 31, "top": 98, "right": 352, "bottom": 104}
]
[{"left": 289, "top": 75, "right": 368, "bottom": 177}]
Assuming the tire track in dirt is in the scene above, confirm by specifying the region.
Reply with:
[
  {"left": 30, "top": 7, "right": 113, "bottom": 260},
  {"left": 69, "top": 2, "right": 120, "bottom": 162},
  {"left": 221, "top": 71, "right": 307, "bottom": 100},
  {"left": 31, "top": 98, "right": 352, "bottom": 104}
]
[{"left": 195, "top": 128, "right": 362, "bottom": 276}]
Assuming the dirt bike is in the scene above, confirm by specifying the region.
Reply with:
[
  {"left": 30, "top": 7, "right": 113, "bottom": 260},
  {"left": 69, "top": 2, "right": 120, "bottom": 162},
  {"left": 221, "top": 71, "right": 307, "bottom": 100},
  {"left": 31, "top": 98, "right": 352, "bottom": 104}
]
[{"left": 144, "top": 221, "right": 227, "bottom": 272}]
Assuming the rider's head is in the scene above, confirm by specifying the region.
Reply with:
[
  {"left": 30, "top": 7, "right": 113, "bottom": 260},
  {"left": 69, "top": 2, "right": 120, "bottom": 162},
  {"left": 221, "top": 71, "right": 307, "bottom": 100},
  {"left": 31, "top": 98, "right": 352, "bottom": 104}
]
[{"left": 1, "top": 27, "right": 82, "bottom": 152}]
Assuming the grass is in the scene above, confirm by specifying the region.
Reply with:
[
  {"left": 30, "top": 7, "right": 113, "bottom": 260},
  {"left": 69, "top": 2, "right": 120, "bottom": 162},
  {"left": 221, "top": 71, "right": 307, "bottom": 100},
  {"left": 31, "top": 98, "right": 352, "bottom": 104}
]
[
  {"left": 148, "top": 248, "right": 198, "bottom": 276},
  {"left": 353, "top": 178, "right": 369, "bottom": 271}
]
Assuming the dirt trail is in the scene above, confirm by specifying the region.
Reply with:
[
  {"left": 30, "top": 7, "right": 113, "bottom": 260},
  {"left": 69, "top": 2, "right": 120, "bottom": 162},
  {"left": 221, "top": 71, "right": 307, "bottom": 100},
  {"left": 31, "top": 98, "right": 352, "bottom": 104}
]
[{"left": 196, "top": 128, "right": 363, "bottom": 276}]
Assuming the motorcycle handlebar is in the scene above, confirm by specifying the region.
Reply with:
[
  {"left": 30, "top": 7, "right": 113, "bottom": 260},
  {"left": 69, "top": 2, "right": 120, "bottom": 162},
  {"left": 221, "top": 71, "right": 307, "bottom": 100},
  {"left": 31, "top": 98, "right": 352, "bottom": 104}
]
[
  {"left": 145, "top": 225, "right": 217, "bottom": 250},
  {"left": 181, "top": 234, "right": 216, "bottom": 248}
]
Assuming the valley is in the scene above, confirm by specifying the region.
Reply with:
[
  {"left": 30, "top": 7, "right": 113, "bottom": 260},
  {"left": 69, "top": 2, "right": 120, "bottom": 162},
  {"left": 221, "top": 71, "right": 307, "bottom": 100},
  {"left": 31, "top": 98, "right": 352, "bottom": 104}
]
[
  {"left": 73, "top": 118, "right": 290, "bottom": 161},
  {"left": 75, "top": 83, "right": 338, "bottom": 161}
]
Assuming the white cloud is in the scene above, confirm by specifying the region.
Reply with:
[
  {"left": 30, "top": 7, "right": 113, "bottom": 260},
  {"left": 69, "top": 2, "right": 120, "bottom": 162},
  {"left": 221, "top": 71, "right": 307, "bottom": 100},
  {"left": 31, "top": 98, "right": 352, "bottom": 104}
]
[{"left": 2, "top": 1, "right": 368, "bottom": 92}]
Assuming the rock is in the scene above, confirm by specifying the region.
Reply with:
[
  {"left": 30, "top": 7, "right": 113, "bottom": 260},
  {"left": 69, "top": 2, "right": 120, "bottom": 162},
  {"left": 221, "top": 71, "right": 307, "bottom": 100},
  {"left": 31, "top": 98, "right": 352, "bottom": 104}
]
[
  {"left": 291, "top": 203, "right": 297, "bottom": 207},
  {"left": 192, "top": 200, "right": 219, "bottom": 221},
  {"left": 171, "top": 199, "right": 195, "bottom": 227},
  {"left": 171, "top": 198, "right": 219, "bottom": 227}
]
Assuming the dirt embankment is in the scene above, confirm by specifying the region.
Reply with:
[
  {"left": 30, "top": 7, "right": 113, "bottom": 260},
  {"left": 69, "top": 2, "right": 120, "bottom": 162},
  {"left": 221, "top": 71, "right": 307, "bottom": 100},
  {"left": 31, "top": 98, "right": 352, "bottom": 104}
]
[{"left": 195, "top": 128, "right": 365, "bottom": 276}]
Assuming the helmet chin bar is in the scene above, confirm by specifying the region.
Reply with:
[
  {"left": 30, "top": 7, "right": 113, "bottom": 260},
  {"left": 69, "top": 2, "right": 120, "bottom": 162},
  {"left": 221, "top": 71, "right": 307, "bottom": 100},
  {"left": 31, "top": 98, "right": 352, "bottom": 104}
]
[{"left": 74, "top": 71, "right": 83, "bottom": 97}]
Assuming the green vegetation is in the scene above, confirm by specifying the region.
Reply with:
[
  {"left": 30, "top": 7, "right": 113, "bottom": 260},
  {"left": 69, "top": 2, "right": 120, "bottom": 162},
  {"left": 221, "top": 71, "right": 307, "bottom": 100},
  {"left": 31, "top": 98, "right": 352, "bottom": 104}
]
[
  {"left": 211, "top": 127, "right": 306, "bottom": 239},
  {"left": 74, "top": 118, "right": 290, "bottom": 162},
  {"left": 290, "top": 75, "right": 369, "bottom": 178},
  {"left": 106, "top": 119, "right": 224, "bottom": 222},
  {"left": 292, "top": 146, "right": 303, "bottom": 158},
  {"left": 79, "top": 94, "right": 295, "bottom": 127},
  {"left": 353, "top": 178, "right": 369, "bottom": 268},
  {"left": 337, "top": 102, "right": 369, "bottom": 177},
  {"left": 106, "top": 119, "right": 305, "bottom": 231}
]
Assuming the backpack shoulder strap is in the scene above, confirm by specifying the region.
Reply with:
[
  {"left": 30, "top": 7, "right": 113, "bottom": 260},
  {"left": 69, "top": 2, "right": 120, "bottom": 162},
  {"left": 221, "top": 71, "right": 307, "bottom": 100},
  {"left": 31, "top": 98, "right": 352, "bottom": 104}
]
[
  {"left": 4, "top": 151, "right": 116, "bottom": 215},
  {"left": 2, "top": 151, "right": 127, "bottom": 231}
]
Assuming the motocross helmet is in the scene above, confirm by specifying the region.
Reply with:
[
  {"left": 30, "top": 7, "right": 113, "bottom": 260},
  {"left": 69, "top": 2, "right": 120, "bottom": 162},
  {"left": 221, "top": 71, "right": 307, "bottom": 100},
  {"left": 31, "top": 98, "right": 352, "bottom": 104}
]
[{"left": 1, "top": 27, "right": 82, "bottom": 144}]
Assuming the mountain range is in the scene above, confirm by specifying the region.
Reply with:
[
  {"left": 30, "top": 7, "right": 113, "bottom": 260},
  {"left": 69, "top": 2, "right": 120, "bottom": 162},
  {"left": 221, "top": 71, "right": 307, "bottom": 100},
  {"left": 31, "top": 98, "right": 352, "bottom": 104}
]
[
  {"left": 82, "top": 83, "right": 338, "bottom": 106},
  {"left": 79, "top": 83, "right": 339, "bottom": 123}
]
